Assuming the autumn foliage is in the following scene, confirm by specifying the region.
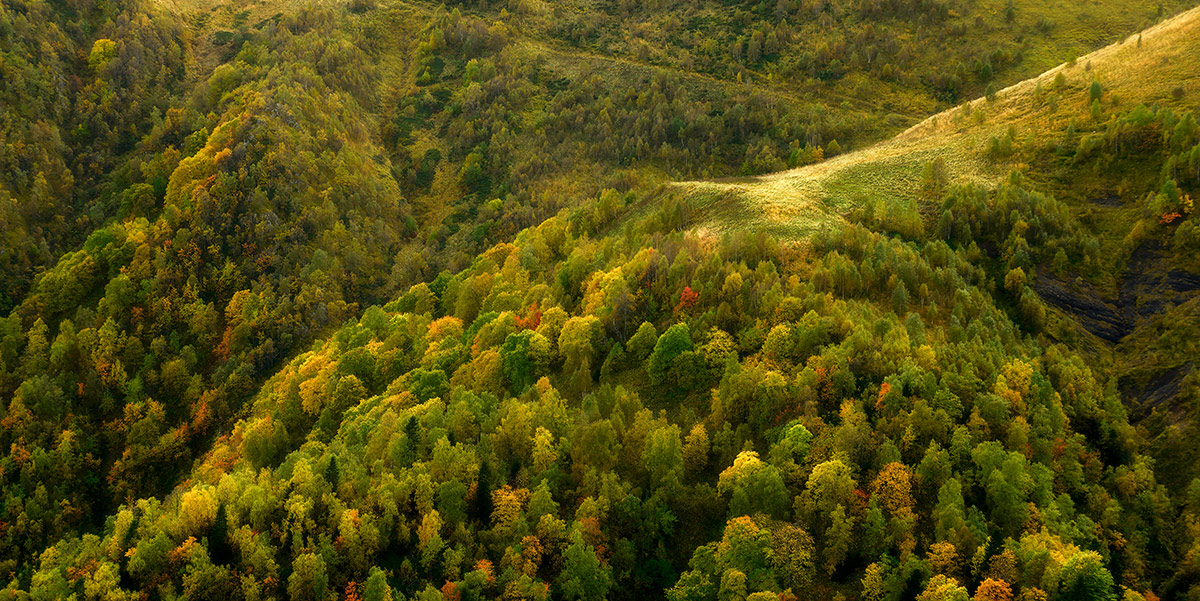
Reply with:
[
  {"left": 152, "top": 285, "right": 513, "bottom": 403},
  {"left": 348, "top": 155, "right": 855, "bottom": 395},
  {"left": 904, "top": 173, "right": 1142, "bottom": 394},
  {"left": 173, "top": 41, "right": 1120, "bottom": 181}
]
[{"left": 676, "top": 286, "right": 700, "bottom": 313}]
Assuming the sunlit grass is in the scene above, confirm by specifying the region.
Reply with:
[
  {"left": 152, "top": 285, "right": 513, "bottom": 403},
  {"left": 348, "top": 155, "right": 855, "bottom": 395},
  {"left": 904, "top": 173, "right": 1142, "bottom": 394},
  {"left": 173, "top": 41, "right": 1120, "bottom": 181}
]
[{"left": 677, "top": 3, "right": 1200, "bottom": 243}]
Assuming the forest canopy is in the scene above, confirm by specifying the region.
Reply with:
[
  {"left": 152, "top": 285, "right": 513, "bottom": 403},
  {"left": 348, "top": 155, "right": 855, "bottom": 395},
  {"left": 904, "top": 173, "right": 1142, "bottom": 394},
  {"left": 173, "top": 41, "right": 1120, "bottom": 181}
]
[{"left": 0, "top": 0, "right": 1197, "bottom": 599}]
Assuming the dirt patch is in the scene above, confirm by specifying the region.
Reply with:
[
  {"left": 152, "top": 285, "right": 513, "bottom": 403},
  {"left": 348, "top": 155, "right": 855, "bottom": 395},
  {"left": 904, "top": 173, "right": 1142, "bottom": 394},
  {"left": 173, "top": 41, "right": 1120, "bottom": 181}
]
[{"left": 1089, "top": 192, "right": 1122, "bottom": 207}]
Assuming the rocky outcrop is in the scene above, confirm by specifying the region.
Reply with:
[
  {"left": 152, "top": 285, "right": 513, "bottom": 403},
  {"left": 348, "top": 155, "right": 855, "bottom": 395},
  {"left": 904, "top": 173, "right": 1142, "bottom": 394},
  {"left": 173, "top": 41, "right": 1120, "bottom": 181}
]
[
  {"left": 1033, "top": 270, "right": 1126, "bottom": 342},
  {"left": 1123, "top": 362, "right": 1195, "bottom": 421},
  {"left": 1035, "top": 240, "right": 1200, "bottom": 421},
  {"left": 1035, "top": 241, "right": 1200, "bottom": 343}
]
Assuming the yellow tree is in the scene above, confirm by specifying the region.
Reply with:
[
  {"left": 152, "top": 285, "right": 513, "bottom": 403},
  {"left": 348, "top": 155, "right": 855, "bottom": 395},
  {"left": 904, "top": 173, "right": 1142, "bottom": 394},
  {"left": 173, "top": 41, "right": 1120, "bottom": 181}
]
[
  {"left": 871, "top": 462, "right": 915, "bottom": 516},
  {"left": 682, "top": 424, "right": 710, "bottom": 475},
  {"left": 917, "top": 574, "right": 970, "bottom": 601},
  {"left": 531, "top": 426, "right": 558, "bottom": 473},
  {"left": 492, "top": 485, "right": 530, "bottom": 538},
  {"left": 973, "top": 578, "right": 1013, "bottom": 601},
  {"left": 771, "top": 524, "right": 816, "bottom": 590}
]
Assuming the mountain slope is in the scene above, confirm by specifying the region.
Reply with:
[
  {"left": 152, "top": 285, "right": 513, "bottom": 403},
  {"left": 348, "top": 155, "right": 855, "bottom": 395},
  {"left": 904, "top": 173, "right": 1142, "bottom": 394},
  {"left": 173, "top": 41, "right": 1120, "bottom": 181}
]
[
  {"left": 675, "top": 3, "right": 1200, "bottom": 494},
  {"left": 2, "top": 0, "right": 1200, "bottom": 599},
  {"left": 678, "top": 3, "right": 1200, "bottom": 239}
]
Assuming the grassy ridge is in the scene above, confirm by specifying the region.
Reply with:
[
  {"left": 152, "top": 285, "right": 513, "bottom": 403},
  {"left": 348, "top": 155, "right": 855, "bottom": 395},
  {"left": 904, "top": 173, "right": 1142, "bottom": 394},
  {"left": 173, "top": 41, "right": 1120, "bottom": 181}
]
[{"left": 678, "top": 3, "right": 1200, "bottom": 241}]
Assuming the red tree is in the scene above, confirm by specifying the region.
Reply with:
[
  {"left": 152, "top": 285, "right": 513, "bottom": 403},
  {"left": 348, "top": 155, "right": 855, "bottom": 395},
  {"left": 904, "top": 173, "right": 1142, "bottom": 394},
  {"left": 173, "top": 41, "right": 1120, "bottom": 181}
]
[{"left": 676, "top": 286, "right": 699, "bottom": 313}]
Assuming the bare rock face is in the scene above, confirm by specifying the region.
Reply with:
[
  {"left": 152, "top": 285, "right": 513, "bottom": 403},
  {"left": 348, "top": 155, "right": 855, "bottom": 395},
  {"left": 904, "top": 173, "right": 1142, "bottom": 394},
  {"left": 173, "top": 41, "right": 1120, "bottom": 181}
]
[
  {"left": 1034, "top": 240, "right": 1200, "bottom": 420},
  {"left": 1033, "top": 268, "right": 1126, "bottom": 343},
  {"left": 1123, "top": 362, "right": 1196, "bottom": 421},
  {"left": 1035, "top": 241, "right": 1200, "bottom": 343}
]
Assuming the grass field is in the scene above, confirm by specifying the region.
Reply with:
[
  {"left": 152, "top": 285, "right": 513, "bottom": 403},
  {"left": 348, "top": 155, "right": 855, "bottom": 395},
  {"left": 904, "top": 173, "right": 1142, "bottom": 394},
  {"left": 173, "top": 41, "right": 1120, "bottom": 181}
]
[{"left": 677, "top": 2, "right": 1200, "bottom": 242}]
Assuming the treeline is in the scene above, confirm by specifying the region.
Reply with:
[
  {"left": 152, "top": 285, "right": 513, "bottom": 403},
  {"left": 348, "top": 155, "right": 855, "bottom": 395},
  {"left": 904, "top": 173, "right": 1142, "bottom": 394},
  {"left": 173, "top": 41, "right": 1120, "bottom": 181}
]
[
  {"left": 1069, "top": 100, "right": 1200, "bottom": 268},
  {"left": 442, "top": 0, "right": 1178, "bottom": 112},
  {"left": 988, "top": 75, "right": 1200, "bottom": 272},
  {"left": 0, "top": 0, "right": 1196, "bottom": 598}
]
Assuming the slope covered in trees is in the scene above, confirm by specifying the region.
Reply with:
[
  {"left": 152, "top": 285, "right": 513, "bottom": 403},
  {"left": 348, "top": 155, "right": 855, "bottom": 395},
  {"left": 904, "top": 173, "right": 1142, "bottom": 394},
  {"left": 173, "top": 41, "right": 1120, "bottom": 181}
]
[
  {"left": 16, "top": 180, "right": 1178, "bottom": 601},
  {"left": 0, "top": 0, "right": 187, "bottom": 311},
  {"left": 0, "top": 0, "right": 1198, "bottom": 599},
  {"left": 0, "top": 8, "right": 415, "bottom": 570}
]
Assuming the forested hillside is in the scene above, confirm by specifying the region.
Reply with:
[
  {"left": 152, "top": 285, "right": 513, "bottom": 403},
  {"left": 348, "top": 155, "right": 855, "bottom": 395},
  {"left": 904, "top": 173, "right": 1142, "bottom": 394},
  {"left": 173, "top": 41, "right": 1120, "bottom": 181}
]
[
  {"left": 0, "top": 0, "right": 186, "bottom": 311},
  {"left": 0, "top": 0, "right": 1197, "bottom": 599}
]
